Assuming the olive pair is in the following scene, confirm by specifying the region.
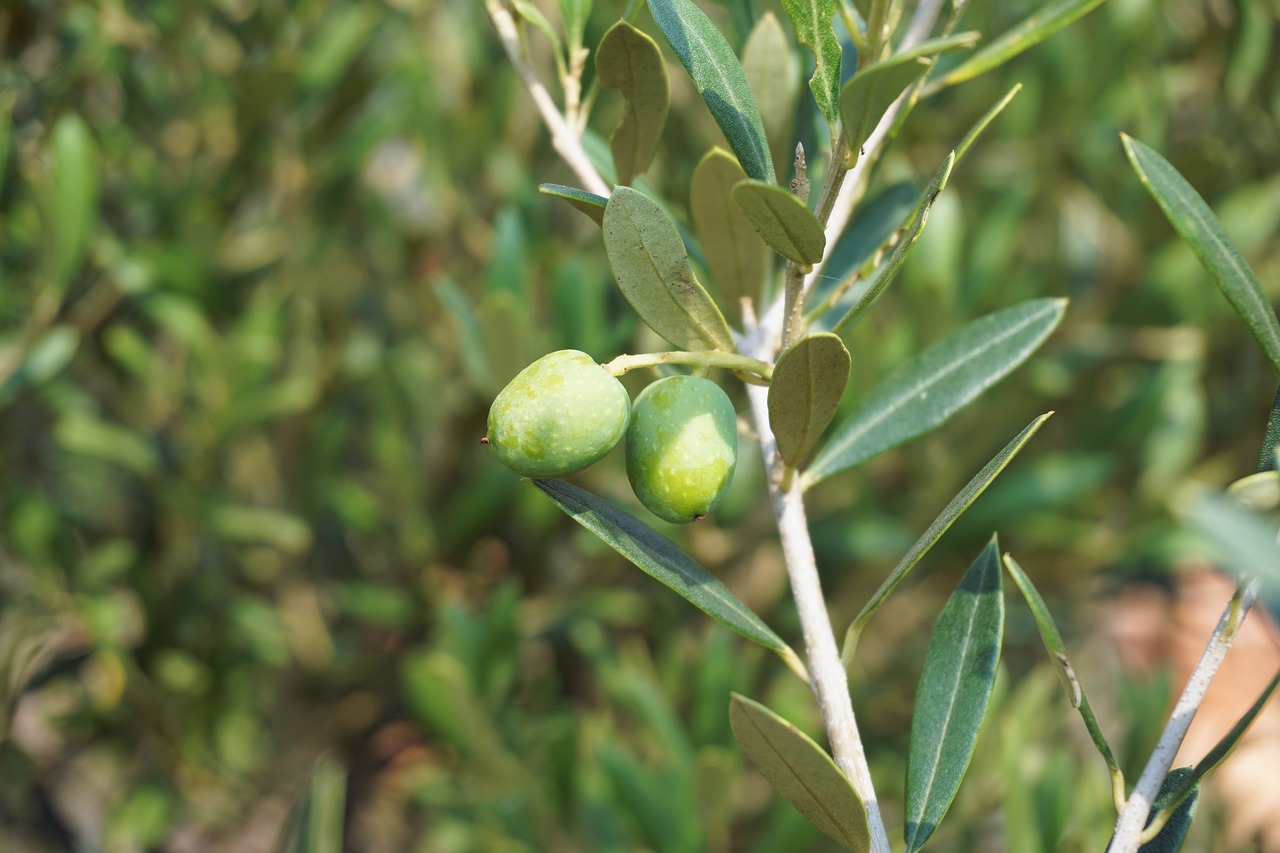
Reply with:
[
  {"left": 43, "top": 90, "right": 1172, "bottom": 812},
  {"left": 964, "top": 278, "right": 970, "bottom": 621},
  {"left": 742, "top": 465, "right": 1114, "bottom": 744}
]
[{"left": 487, "top": 350, "right": 737, "bottom": 523}]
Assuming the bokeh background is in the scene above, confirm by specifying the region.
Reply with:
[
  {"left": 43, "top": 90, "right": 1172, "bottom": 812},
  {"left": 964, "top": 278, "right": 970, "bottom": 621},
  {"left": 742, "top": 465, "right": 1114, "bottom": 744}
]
[{"left": 1, "top": 0, "right": 1278, "bottom": 850}]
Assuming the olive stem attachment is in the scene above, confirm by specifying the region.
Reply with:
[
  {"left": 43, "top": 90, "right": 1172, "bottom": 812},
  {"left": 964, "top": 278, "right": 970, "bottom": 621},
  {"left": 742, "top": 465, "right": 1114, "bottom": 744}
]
[{"left": 603, "top": 351, "right": 773, "bottom": 382}]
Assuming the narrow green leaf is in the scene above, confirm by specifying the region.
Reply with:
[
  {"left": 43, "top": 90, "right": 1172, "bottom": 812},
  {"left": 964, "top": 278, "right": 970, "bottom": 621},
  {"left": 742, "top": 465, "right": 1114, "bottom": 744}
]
[
  {"left": 832, "top": 153, "right": 954, "bottom": 333},
  {"left": 844, "top": 413, "right": 1051, "bottom": 655},
  {"left": 955, "top": 83, "right": 1022, "bottom": 163},
  {"left": 730, "top": 693, "right": 871, "bottom": 852},
  {"left": 274, "top": 753, "right": 347, "bottom": 853},
  {"left": 1123, "top": 134, "right": 1280, "bottom": 377},
  {"left": 1003, "top": 554, "right": 1122, "bottom": 786},
  {"left": 560, "top": 0, "right": 592, "bottom": 52},
  {"left": 927, "top": 0, "right": 1109, "bottom": 92},
  {"left": 647, "top": 0, "right": 776, "bottom": 183},
  {"left": 904, "top": 537, "right": 1004, "bottom": 853},
  {"left": 769, "top": 333, "right": 851, "bottom": 466},
  {"left": 597, "top": 21, "right": 670, "bottom": 186},
  {"left": 779, "top": 0, "right": 842, "bottom": 137},
  {"left": 840, "top": 33, "right": 978, "bottom": 155},
  {"left": 603, "top": 186, "right": 735, "bottom": 351},
  {"left": 807, "top": 299, "right": 1067, "bottom": 484},
  {"left": 533, "top": 479, "right": 796, "bottom": 659},
  {"left": 690, "top": 149, "right": 769, "bottom": 317},
  {"left": 1136, "top": 768, "right": 1199, "bottom": 853},
  {"left": 733, "top": 180, "right": 826, "bottom": 265},
  {"left": 741, "top": 12, "right": 801, "bottom": 179},
  {"left": 538, "top": 183, "right": 607, "bottom": 224},
  {"left": 49, "top": 114, "right": 100, "bottom": 290}
]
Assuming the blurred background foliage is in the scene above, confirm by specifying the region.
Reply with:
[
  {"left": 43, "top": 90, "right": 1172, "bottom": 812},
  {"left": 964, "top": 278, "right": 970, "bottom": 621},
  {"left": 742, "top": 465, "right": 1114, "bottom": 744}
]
[{"left": 0, "top": 0, "right": 1278, "bottom": 850}]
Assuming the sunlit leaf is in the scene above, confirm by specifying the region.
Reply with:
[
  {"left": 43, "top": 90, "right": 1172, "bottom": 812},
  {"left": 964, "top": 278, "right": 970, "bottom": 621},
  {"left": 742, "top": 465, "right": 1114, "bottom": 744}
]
[
  {"left": 533, "top": 479, "right": 797, "bottom": 661},
  {"left": 840, "top": 33, "right": 977, "bottom": 156},
  {"left": 779, "top": 0, "right": 842, "bottom": 139},
  {"left": 807, "top": 299, "right": 1067, "bottom": 484},
  {"left": 690, "top": 149, "right": 769, "bottom": 318},
  {"left": 844, "top": 413, "right": 1051, "bottom": 656},
  {"left": 730, "top": 693, "right": 871, "bottom": 852},
  {"left": 1123, "top": 134, "right": 1280, "bottom": 377},
  {"left": 831, "top": 153, "right": 954, "bottom": 333},
  {"left": 927, "top": 0, "right": 1109, "bottom": 92},
  {"left": 603, "top": 186, "right": 735, "bottom": 351},
  {"left": 769, "top": 333, "right": 851, "bottom": 466},
  {"left": 904, "top": 537, "right": 1004, "bottom": 852},
  {"left": 49, "top": 114, "right": 100, "bottom": 290},
  {"left": 733, "top": 180, "right": 826, "bottom": 265},
  {"left": 648, "top": 0, "right": 776, "bottom": 183},
  {"left": 597, "top": 21, "right": 669, "bottom": 185}
]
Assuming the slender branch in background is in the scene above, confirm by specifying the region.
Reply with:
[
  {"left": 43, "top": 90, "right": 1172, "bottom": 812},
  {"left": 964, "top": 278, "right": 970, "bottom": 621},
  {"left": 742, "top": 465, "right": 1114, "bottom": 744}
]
[
  {"left": 485, "top": 0, "right": 611, "bottom": 197},
  {"left": 1108, "top": 579, "right": 1262, "bottom": 852},
  {"left": 743, "top": 371, "right": 894, "bottom": 853}
]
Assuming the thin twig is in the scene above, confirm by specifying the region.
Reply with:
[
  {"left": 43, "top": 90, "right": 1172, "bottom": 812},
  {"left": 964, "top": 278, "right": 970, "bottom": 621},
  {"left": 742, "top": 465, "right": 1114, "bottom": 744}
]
[
  {"left": 742, "top": 366, "right": 893, "bottom": 853},
  {"left": 1108, "top": 578, "right": 1262, "bottom": 852},
  {"left": 485, "top": 0, "right": 610, "bottom": 197}
]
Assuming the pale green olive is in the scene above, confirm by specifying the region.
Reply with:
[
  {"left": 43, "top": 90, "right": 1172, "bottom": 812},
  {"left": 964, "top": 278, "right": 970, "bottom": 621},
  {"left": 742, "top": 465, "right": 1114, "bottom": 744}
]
[
  {"left": 626, "top": 375, "right": 737, "bottom": 523},
  {"left": 487, "top": 350, "right": 631, "bottom": 478}
]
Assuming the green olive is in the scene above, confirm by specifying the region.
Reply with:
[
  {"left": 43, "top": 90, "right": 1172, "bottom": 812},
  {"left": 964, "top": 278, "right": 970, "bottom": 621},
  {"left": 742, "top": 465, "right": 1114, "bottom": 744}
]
[
  {"left": 626, "top": 375, "right": 738, "bottom": 523},
  {"left": 487, "top": 350, "right": 631, "bottom": 478}
]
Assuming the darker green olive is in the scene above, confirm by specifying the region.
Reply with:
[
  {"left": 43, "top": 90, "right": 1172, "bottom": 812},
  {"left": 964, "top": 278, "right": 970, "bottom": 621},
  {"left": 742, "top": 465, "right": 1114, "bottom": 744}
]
[
  {"left": 625, "top": 375, "right": 737, "bottom": 523},
  {"left": 487, "top": 350, "right": 631, "bottom": 478}
]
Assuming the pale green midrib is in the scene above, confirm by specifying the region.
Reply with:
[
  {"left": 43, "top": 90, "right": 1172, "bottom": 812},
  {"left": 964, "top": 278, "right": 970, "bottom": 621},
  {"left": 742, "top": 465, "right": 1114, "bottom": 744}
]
[
  {"left": 905, "top": 588, "right": 987, "bottom": 849},
  {"left": 813, "top": 303, "right": 1056, "bottom": 477}
]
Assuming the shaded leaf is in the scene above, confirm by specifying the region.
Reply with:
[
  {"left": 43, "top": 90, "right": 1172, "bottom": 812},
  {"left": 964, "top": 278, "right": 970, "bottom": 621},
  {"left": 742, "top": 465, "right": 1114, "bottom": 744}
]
[
  {"left": 741, "top": 13, "right": 801, "bottom": 179},
  {"left": 904, "top": 538, "right": 1004, "bottom": 852},
  {"left": 274, "top": 753, "right": 346, "bottom": 853},
  {"left": 597, "top": 21, "right": 670, "bottom": 185},
  {"left": 808, "top": 299, "right": 1067, "bottom": 484},
  {"left": 730, "top": 693, "right": 871, "bottom": 852},
  {"left": 769, "top": 333, "right": 851, "bottom": 466},
  {"left": 1136, "top": 768, "right": 1199, "bottom": 853},
  {"left": 733, "top": 180, "right": 826, "bottom": 265},
  {"left": 832, "top": 153, "right": 954, "bottom": 333},
  {"left": 844, "top": 413, "right": 1051, "bottom": 655},
  {"left": 690, "top": 148, "right": 769, "bottom": 317},
  {"left": 779, "top": 0, "right": 842, "bottom": 138},
  {"left": 1123, "top": 134, "right": 1280, "bottom": 377},
  {"left": 603, "top": 186, "right": 735, "bottom": 351},
  {"left": 511, "top": 0, "right": 563, "bottom": 55},
  {"left": 840, "top": 33, "right": 977, "bottom": 155},
  {"left": 928, "top": 0, "right": 1109, "bottom": 92},
  {"left": 1003, "top": 554, "right": 1122, "bottom": 786},
  {"left": 648, "top": 0, "right": 776, "bottom": 183},
  {"left": 538, "top": 182, "right": 607, "bottom": 224},
  {"left": 533, "top": 479, "right": 797, "bottom": 660}
]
